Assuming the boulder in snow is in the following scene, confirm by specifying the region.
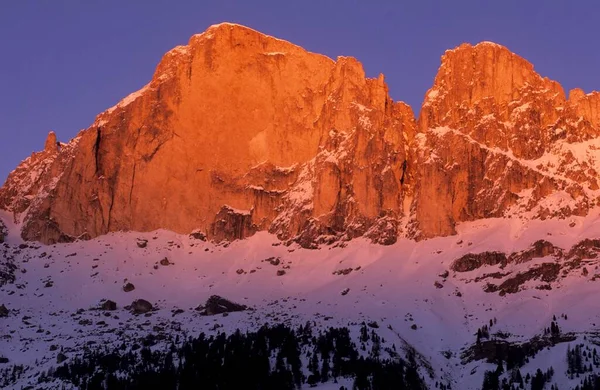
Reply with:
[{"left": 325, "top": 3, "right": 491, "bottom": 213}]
[
  {"left": 56, "top": 353, "right": 68, "bottom": 364},
  {"left": 190, "top": 230, "right": 207, "bottom": 241},
  {"left": 100, "top": 300, "right": 117, "bottom": 311},
  {"left": 130, "top": 299, "right": 153, "bottom": 314},
  {"left": 197, "top": 295, "right": 247, "bottom": 316}
]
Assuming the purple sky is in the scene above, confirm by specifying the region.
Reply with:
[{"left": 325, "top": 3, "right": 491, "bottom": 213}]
[{"left": 1, "top": 1, "right": 598, "bottom": 182}]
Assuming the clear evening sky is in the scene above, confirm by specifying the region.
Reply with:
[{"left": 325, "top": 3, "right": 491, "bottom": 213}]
[{"left": 1, "top": 1, "right": 598, "bottom": 182}]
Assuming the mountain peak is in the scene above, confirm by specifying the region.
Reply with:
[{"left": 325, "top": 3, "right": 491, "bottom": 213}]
[
  {"left": 1, "top": 27, "right": 600, "bottom": 248},
  {"left": 0, "top": 24, "right": 413, "bottom": 246},
  {"left": 413, "top": 40, "right": 600, "bottom": 239},
  {"left": 445, "top": 40, "right": 509, "bottom": 53},
  {"left": 201, "top": 22, "right": 283, "bottom": 40},
  {"left": 189, "top": 22, "right": 333, "bottom": 62},
  {"left": 44, "top": 131, "right": 58, "bottom": 153}
]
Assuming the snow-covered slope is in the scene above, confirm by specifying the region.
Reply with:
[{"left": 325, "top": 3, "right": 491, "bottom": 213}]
[{"left": 3, "top": 209, "right": 600, "bottom": 389}]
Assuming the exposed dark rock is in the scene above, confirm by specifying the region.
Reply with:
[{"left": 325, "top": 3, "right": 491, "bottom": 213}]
[
  {"left": 508, "top": 240, "right": 562, "bottom": 264},
  {"left": 56, "top": 353, "right": 68, "bottom": 364},
  {"left": 190, "top": 230, "right": 207, "bottom": 241},
  {"left": 451, "top": 239, "right": 600, "bottom": 294},
  {"left": 487, "top": 263, "right": 561, "bottom": 295},
  {"left": 211, "top": 206, "right": 256, "bottom": 243},
  {"left": 473, "top": 272, "right": 511, "bottom": 283},
  {"left": 365, "top": 216, "right": 399, "bottom": 245},
  {"left": 136, "top": 239, "right": 148, "bottom": 248},
  {"left": 197, "top": 295, "right": 247, "bottom": 316},
  {"left": 100, "top": 300, "right": 117, "bottom": 311},
  {"left": 0, "top": 260, "right": 16, "bottom": 286},
  {"left": 461, "top": 333, "right": 576, "bottom": 364},
  {"left": 451, "top": 252, "right": 507, "bottom": 272},
  {"left": 567, "top": 238, "right": 600, "bottom": 260},
  {"left": 122, "top": 282, "right": 135, "bottom": 292},
  {"left": 159, "top": 257, "right": 170, "bottom": 266},
  {"left": 333, "top": 268, "right": 353, "bottom": 276},
  {"left": 0, "top": 304, "right": 8, "bottom": 317},
  {"left": 276, "top": 269, "right": 286, "bottom": 276},
  {"left": 130, "top": 299, "right": 153, "bottom": 314}
]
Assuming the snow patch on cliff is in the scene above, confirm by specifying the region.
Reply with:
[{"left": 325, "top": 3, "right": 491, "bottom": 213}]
[{"left": 284, "top": 161, "right": 315, "bottom": 210}]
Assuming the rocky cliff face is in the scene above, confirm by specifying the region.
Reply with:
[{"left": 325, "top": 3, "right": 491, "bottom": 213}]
[
  {"left": 0, "top": 23, "right": 415, "bottom": 246},
  {"left": 412, "top": 42, "right": 600, "bottom": 238},
  {"left": 1, "top": 27, "right": 599, "bottom": 246}
]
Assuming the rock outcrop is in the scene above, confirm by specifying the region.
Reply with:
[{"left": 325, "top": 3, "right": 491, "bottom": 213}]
[
  {"left": 196, "top": 295, "right": 247, "bottom": 316},
  {"left": 450, "top": 238, "right": 600, "bottom": 295},
  {"left": 129, "top": 299, "right": 153, "bottom": 314},
  {"left": 0, "top": 23, "right": 414, "bottom": 246},
  {"left": 1, "top": 26, "right": 599, "bottom": 246},
  {"left": 413, "top": 42, "right": 600, "bottom": 238},
  {"left": 100, "top": 300, "right": 117, "bottom": 311},
  {"left": 451, "top": 252, "right": 508, "bottom": 272},
  {"left": 0, "top": 219, "right": 5, "bottom": 243}
]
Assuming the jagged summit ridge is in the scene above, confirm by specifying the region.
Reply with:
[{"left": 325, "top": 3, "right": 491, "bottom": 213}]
[
  {"left": 94, "top": 23, "right": 337, "bottom": 127},
  {"left": 413, "top": 40, "right": 600, "bottom": 238},
  {"left": 0, "top": 22, "right": 414, "bottom": 246},
  {"left": 1, "top": 24, "right": 599, "bottom": 246}
]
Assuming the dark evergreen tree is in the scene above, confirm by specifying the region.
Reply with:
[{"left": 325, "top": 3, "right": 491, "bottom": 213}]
[
  {"left": 481, "top": 370, "right": 499, "bottom": 390},
  {"left": 47, "top": 323, "right": 427, "bottom": 390}
]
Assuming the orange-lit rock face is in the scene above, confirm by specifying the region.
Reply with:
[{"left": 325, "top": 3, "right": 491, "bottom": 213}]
[
  {"left": 0, "top": 23, "right": 415, "bottom": 245},
  {"left": 2, "top": 28, "right": 600, "bottom": 246},
  {"left": 413, "top": 42, "right": 600, "bottom": 239}
]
